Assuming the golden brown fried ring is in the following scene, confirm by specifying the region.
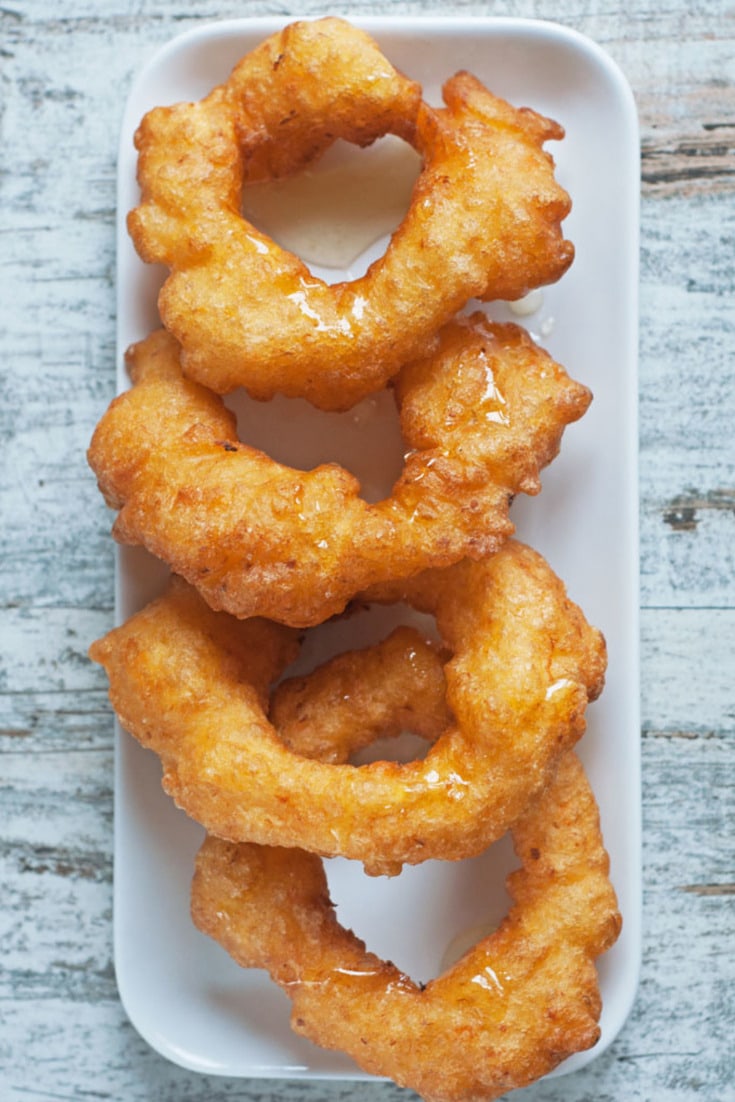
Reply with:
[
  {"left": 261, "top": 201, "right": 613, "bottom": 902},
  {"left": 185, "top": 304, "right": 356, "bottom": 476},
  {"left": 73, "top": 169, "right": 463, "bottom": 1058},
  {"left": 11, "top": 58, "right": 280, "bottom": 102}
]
[
  {"left": 272, "top": 627, "right": 452, "bottom": 765},
  {"left": 128, "top": 17, "right": 574, "bottom": 409},
  {"left": 88, "top": 318, "right": 590, "bottom": 627},
  {"left": 89, "top": 541, "right": 606, "bottom": 876},
  {"left": 191, "top": 753, "right": 621, "bottom": 1102}
]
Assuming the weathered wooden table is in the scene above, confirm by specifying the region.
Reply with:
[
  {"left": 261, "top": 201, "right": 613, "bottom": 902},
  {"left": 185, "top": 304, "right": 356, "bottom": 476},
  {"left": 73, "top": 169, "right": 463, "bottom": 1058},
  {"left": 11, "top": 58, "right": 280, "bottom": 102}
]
[{"left": 2, "top": 2, "right": 733, "bottom": 1099}]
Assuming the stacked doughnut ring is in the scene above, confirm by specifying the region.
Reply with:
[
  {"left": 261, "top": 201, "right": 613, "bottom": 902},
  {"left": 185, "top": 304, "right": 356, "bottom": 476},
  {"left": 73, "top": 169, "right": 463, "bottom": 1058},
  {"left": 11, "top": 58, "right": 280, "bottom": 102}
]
[
  {"left": 90, "top": 541, "right": 606, "bottom": 876},
  {"left": 88, "top": 318, "right": 590, "bottom": 626},
  {"left": 193, "top": 753, "right": 620, "bottom": 1102},
  {"left": 129, "top": 16, "right": 574, "bottom": 409}
]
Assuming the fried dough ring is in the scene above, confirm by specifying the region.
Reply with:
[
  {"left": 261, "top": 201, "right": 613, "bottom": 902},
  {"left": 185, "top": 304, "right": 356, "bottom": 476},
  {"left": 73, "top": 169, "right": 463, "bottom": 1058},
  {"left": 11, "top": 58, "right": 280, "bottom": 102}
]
[
  {"left": 273, "top": 627, "right": 453, "bottom": 765},
  {"left": 128, "top": 17, "right": 574, "bottom": 410},
  {"left": 88, "top": 317, "right": 590, "bottom": 627},
  {"left": 89, "top": 541, "right": 606, "bottom": 876},
  {"left": 192, "top": 752, "right": 620, "bottom": 1102}
]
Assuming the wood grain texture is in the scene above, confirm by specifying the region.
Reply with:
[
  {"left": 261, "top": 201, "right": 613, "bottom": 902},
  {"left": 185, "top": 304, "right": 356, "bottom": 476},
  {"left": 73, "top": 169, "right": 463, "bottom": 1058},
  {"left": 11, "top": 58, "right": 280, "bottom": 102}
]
[{"left": 1, "top": 1, "right": 733, "bottom": 1100}]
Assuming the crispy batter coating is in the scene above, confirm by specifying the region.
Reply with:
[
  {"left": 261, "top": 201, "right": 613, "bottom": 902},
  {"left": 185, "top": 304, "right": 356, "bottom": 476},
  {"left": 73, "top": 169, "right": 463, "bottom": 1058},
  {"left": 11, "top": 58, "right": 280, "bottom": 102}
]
[
  {"left": 89, "top": 541, "right": 606, "bottom": 876},
  {"left": 191, "top": 753, "right": 621, "bottom": 1102},
  {"left": 87, "top": 319, "right": 590, "bottom": 627},
  {"left": 128, "top": 17, "right": 574, "bottom": 409},
  {"left": 272, "top": 627, "right": 452, "bottom": 764}
]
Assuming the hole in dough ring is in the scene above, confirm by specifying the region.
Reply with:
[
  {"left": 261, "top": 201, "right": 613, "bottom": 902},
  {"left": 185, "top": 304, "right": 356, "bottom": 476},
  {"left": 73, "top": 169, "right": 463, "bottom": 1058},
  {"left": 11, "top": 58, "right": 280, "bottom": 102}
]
[
  {"left": 128, "top": 16, "right": 575, "bottom": 410},
  {"left": 191, "top": 744, "right": 621, "bottom": 1102},
  {"left": 89, "top": 540, "right": 607, "bottom": 877},
  {"left": 87, "top": 317, "right": 591, "bottom": 627}
]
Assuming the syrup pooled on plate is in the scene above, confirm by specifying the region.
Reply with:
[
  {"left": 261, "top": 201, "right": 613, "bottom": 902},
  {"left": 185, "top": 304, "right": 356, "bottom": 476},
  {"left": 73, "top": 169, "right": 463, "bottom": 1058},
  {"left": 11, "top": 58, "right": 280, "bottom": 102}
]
[{"left": 242, "top": 135, "right": 422, "bottom": 276}]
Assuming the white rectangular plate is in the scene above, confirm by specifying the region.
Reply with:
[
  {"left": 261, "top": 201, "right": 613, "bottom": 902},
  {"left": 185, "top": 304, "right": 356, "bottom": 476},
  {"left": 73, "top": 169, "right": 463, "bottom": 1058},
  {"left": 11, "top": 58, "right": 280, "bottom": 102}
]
[{"left": 114, "top": 15, "right": 641, "bottom": 1084}]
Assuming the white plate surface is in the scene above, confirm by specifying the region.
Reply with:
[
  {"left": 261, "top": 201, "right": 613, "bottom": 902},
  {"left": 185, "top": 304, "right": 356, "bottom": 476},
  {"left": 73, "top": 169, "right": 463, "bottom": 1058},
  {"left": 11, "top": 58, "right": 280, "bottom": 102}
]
[{"left": 114, "top": 15, "right": 641, "bottom": 1084}]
